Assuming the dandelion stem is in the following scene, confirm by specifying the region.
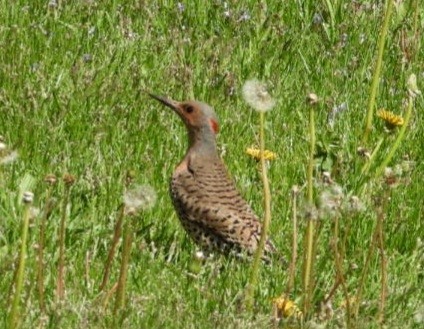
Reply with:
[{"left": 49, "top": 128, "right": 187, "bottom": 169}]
[
  {"left": 245, "top": 111, "right": 271, "bottom": 310},
  {"left": 56, "top": 176, "right": 74, "bottom": 302},
  {"left": 303, "top": 101, "right": 316, "bottom": 315},
  {"left": 333, "top": 216, "right": 351, "bottom": 328},
  {"left": 375, "top": 95, "right": 414, "bottom": 177},
  {"left": 37, "top": 192, "right": 55, "bottom": 314},
  {"left": 114, "top": 216, "right": 133, "bottom": 314},
  {"left": 286, "top": 187, "right": 299, "bottom": 295},
  {"left": 354, "top": 230, "right": 375, "bottom": 318},
  {"left": 354, "top": 193, "right": 389, "bottom": 320},
  {"left": 9, "top": 199, "right": 31, "bottom": 329},
  {"left": 100, "top": 204, "right": 125, "bottom": 292},
  {"left": 103, "top": 282, "right": 118, "bottom": 310},
  {"left": 361, "top": 136, "right": 384, "bottom": 176},
  {"left": 362, "top": 0, "right": 393, "bottom": 145},
  {"left": 376, "top": 191, "right": 388, "bottom": 325},
  {"left": 411, "top": 0, "right": 420, "bottom": 63}
]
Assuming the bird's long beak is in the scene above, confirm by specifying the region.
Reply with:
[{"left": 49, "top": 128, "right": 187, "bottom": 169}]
[{"left": 148, "top": 93, "right": 180, "bottom": 112}]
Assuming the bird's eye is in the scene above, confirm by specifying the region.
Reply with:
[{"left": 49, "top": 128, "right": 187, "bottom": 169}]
[{"left": 185, "top": 105, "right": 194, "bottom": 113}]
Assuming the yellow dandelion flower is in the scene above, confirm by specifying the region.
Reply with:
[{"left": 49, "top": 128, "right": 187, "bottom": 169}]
[
  {"left": 376, "top": 109, "right": 404, "bottom": 130},
  {"left": 273, "top": 295, "right": 303, "bottom": 319},
  {"left": 246, "top": 147, "right": 277, "bottom": 161}
]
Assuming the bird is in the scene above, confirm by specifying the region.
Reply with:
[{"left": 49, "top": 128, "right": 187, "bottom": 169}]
[{"left": 149, "top": 93, "right": 276, "bottom": 260}]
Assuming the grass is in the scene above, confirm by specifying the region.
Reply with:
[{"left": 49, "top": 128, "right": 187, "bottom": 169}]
[{"left": 1, "top": 1, "right": 423, "bottom": 328}]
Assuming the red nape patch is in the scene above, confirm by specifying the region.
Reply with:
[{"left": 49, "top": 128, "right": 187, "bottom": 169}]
[{"left": 209, "top": 119, "right": 219, "bottom": 134}]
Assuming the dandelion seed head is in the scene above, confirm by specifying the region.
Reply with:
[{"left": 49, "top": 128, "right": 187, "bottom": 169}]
[
  {"left": 307, "top": 93, "right": 319, "bottom": 105},
  {"left": 318, "top": 184, "right": 344, "bottom": 218},
  {"left": 384, "top": 167, "right": 393, "bottom": 177},
  {"left": 328, "top": 102, "right": 348, "bottom": 127},
  {"left": 319, "top": 191, "right": 339, "bottom": 213},
  {"left": 344, "top": 195, "right": 365, "bottom": 214},
  {"left": 22, "top": 191, "right": 34, "bottom": 204},
  {"left": 242, "top": 79, "right": 275, "bottom": 112},
  {"left": 124, "top": 184, "right": 157, "bottom": 215},
  {"left": 400, "top": 159, "right": 415, "bottom": 173},
  {"left": 394, "top": 164, "right": 404, "bottom": 177},
  {"left": 330, "top": 184, "right": 344, "bottom": 197},
  {"left": 303, "top": 203, "right": 319, "bottom": 221},
  {"left": 384, "top": 167, "right": 398, "bottom": 187},
  {"left": 44, "top": 174, "right": 57, "bottom": 185},
  {"left": 0, "top": 142, "right": 6, "bottom": 151},
  {"left": 291, "top": 185, "right": 300, "bottom": 195}
]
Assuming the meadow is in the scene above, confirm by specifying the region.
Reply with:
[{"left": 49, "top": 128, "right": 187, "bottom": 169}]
[{"left": 0, "top": 1, "right": 423, "bottom": 328}]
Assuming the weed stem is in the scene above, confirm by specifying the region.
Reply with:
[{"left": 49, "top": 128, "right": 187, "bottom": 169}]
[
  {"left": 9, "top": 196, "right": 32, "bottom": 328},
  {"left": 245, "top": 111, "right": 271, "bottom": 310},
  {"left": 303, "top": 100, "right": 316, "bottom": 315},
  {"left": 362, "top": 0, "right": 394, "bottom": 144}
]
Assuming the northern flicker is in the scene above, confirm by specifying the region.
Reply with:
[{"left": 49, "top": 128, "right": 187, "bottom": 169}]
[{"left": 150, "top": 93, "right": 276, "bottom": 259}]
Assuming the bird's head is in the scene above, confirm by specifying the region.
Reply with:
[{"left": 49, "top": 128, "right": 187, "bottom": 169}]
[{"left": 149, "top": 93, "right": 219, "bottom": 135}]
